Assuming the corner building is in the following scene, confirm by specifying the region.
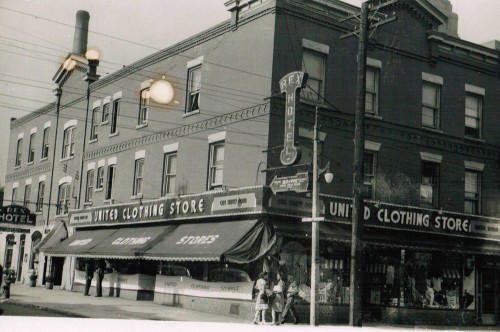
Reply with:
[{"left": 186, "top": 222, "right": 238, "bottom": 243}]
[{"left": 2, "top": 0, "right": 500, "bottom": 326}]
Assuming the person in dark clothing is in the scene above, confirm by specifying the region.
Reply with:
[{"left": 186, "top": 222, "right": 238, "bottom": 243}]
[
  {"left": 83, "top": 260, "right": 94, "bottom": 296},
  {"left": 281, "top": 275, "right": 299, "bottom": 324},
  {"left": 95, "top": 260, "right": 105, "bottom": 297}
]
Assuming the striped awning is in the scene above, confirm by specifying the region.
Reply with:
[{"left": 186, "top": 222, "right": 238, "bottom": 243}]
[
  {"left": 323, "top": 259, "right": 344, "bottom": 270},
  {"left": 365, "top": 264, "right": 386, "bottom": 274},
  {"left": 442, "top": 269, "right": 460, "bottom": 279}
]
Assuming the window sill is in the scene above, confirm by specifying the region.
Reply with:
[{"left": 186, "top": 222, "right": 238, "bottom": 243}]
[
  {"left": 40, "top": 157, "right": 48, "bottom": 162},
  {"left": 109, "top": 131, "right": 119, "bottom": 138},
  {"left": 89, "top": 138, "right": 98, "bottom": 144},
  {"left": 14, "top": 165, "right": 21, "bottom": 169},
  {"left": 421, "top": 127, "right": 443, "bottom": 134},
  {"left": 465, "top": 136, "right": 485, "bottom": 144},
  {"left": 100, "top": 121, "right": 109, "bottom": 126},
  {"left": 27, "top": 161, "right": 34, "bottom": 166},
  {"left": 136, "top": 123, "right": 148, "bottom": 130},
  {"left": 35, "top": 211, "right": 43, "bottom": 215},
  {"left": 183, "top": 110, "right": 200, "bottom": 118},
  {"left": 95, "top": 188, "right": 104, "bottom": 192},
  {"left": 60, "top": 156, "right": 75, "bottom": 162},
  {"left": 83, "top": 202, "right": 93, "bottom": 207},
  {"left": 366, "top": 114, "right": 382, "bottom": 120},
  {"left": 103, "top": 199, "right": 114, "bottom": 205},
  {"left": 131, "top": 194, "right": 143, "bottom": 200}
]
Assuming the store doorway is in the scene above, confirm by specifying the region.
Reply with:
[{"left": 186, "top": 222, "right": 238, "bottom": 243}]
[
  {"left": 51, "top": 257, "right": 65, "bottom": 286},
  {"left": 480, "top": 270, "right": 498, "bottom": 325}
]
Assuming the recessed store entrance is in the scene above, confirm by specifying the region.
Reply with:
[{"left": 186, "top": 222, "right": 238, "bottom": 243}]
[{"left": 480, "top": 269, "right": 500, "bottom": 325}]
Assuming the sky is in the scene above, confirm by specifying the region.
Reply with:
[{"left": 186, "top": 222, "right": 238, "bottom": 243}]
[{"left": 0, "top": 0, "right": 499, "bottom": 187}]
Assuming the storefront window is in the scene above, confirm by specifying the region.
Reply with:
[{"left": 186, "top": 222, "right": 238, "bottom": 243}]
[{"left": 364, "top": 249, "right": 400, "bottom": 306}]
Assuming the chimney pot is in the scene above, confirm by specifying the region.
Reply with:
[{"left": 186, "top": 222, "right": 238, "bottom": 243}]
[{"left": 72, "top": 10, "right": 90, "bottom": 55}]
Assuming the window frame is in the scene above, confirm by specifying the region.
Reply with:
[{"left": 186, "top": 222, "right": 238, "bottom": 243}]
[
  {"left": 101, "top": 103, "right": 110, "bottom": 123},
  {"left": 15, "top": 138, "right": 23, "bottom": 167},
  {"left": 162, "top": 152, "right": 177, "bottom": 196},
  {"left": 96, "top": 166, "right": 104, "bottom": 190},
  {"left": 57, "top": 183, "right": 71, "bottom": 215},
  {"left": 11, "top": 187, "right": 18, "bottom": 205},
  {"left": 28, "top": 133, "right": 36, "bottom": 163},
  {"left": 365, "top": 66, "right": 380, "bottom": 115},
  {"left": 105, "top": 165, "right": 116, "bottom": 200},
  {"left": 36, "top": 181, "right": 45, "bottom": 212},
  {"left": 133, "top": 158, "right": 144, "bottom": 196},
  {"left": 85, "top": 169, "right": 95, "bottom": 203},
  {"left": 110, "top": 98, "right": 120, "bottom": 135},
  {"left": 464, "top": 170, "right": 481, "bottom": 214},
  {"left": 420, "top": 161, "right": 440, "bottom": 208},
  {"left": 41, "top": 128, "right": 50, "bottom": 159},
  {"left": 465, "top": 93, "right": 483, "bottom": 139},
  {"left": 186, "top": 65, "right": 201, "bottom": 113},
  {"left": 208, "top": 141, "right": 225, "bottom": 190},
  {"left": 62, "top": 126, "right": 76, "bottom": 159},
  {"left": 90, "top": 107, "right": 99, "bottom": 141},
  {"left": 23, "top": 184, "right": 31, "bottom": 208},
  {"left": 363, "top": 151, "right": 377, "bottom": 199},
  {"left": 139, "top": 88, "right": 150, "bottom": 125},
  {"left": 422, "top": 81, "right": 441, "bottom": 129},
  {"left": 301, "top": 49, "right": 326, "bottom": 103}
]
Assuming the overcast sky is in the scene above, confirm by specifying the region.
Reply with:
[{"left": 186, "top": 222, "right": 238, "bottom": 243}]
[{"left": 0, "top": 0, "right": 499, "bottom": 186}]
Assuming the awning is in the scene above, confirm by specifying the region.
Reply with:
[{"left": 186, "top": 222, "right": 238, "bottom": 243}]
[
  {"left": 43, "top": 228, "right": 119, "bottom": 257},
  {"left": 273, "top": 220, "right": 351, "bottom": 243},
  {"left": 34, "top": 221, "right": 68, "bottom": 253},
  {"left": 143, "top": 219, "right": 276, "bottom": 263},
  {"left": 86, "top": 225, "right": 176, "bottom": 259},
  {"left": 442, "top": 269, "right": 460, "bottom": 279}
]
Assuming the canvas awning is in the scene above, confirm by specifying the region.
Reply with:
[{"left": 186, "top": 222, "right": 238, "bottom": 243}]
[
  {"left": 34, "top": 221, "right": 68, "bottom": 253},
  {"left": 43, "top": 228, "right": 119, "bottom": 257},
  {"left": 142, "top": 219, "right": 276, "bottom": 263}
]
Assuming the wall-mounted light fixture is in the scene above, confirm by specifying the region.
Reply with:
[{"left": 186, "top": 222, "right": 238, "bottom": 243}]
[{"left": 150, "top": 75, "right": 175, "bottom": 104}]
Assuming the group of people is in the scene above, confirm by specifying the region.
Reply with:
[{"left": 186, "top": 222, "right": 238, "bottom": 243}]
[
  {"left": 83, "top": 259, "right": 106, "bottom": 297},
  {"left": 253, "top": 271, "right": 299, "bottom": 325}
]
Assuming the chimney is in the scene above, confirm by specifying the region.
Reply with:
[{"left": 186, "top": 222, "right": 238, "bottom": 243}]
[
  {"left": 72, "top": 10, "right": 90, "bottom": 55},
  {"left": 426, "top": 0, "right": 459, "bottom": 38}
]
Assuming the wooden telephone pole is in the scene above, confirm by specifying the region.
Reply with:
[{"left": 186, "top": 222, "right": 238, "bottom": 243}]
[{"left": 340, "top": 0, "right": 397, "bottom": 326}]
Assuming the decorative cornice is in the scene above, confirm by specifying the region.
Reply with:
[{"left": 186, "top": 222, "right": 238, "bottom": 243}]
[
  {"left": 84, "top": 103, "right": 270, "bottom": 161},
  {"left": 5, "top": 163, "right": 52, "bottom": 183}
]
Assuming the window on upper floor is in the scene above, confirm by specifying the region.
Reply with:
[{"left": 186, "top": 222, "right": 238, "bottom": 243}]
[
  {"left": 102, "top": 103, "right": 110, "bottom": 123},
  {"left": 363, "top": 151, "right": 377, "bottom": 199},
  {"left": 85, "top": 169, "right": 94, "bottom": 203},
  {"left": 15, "top": 138, "right": 23, "bottom": 167},
  {"left": 133, "top": 159, "right": 144, "bottom": 196},
  {"left": 96, "top": 166, "right": 104, "bottom": 190},
  {"left": 301, "top": 49, "right": 325, "bottom": 103},
  {"left": 23, "top": 184, "right": 31, "bottom": 208},
  {"left": 162, "top": 152, "right": 177, "bottom": 196},
  {"left": 420, "top": 161, "right": 439, "bottom": 208},
  {"left": 105, "top": 165, "right": 116, "bottom": 200},
  {"left": 28, "top": 133, "right": 36, "bottom": 163},
  {"left": 110, "top": 99, "right": 120, "bottom": 135},
  {"left": 36, "top": 181, "right": 45, "bottom": 213},
  {"left": 464, "top": 170, "right": 481, "bottom": 215},
  {"left": 365, "top": 67, "right": 380, "bottom": 115},
  {"left": 62, "top": 127, "right": 75, "bottom": 159},
  {"left": 422, "top": 82, "right": 441, "bottom": 129},
  {"left": 41, "top": 128, "right": 50, "bottom": 159},
  {"left": 11, "top": 187, "right": 18, "bottom": 205},
  {"left": 90, "top": 107, "right": 99, "bottom": 141},
  {"left": 208, "top": 141, "right": 224, "bottom": 190},
  {"left": 57, "top": 183, "right": 71, "bottom": 215},
  {"left": 139, "top": 88, "right": 150, "bottom": 125},
  {"left": 186, "top": 66, "right": 201, "bottom": 113},
  {"left": 465, "top": 93, "right": 482, "bottom": 139}
]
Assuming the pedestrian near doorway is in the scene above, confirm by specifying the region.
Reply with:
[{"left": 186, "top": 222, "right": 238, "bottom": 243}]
[
  {"left": 253, "top": 272, "right": 269, "bottom": 324},
  {"left": 271, "top": 272, "right": 285, "bottom": 325},
  {"left": 281, "top": 275, "right": 299, "bottom": 324},
  {"left": 95, "top": 259, "right": 105, "bottom": 297},
  {"left": 83, "top": 260, "right": 94, "bottom": 296}
]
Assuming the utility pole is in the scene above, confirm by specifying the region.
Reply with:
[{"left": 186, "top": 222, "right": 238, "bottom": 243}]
[{"left": 340, "top": 0, "right": 397, "bottom": 327}]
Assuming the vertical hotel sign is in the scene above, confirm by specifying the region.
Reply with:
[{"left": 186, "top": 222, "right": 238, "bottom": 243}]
[{"left": 279, "top": 71, "right": 308, "bottom": 165}]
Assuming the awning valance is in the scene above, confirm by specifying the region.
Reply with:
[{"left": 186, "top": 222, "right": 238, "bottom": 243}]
[
  {"left": 34, "top": 221, "right": 68, "bottom": 253},
  {"left": 143, "top": 219, "right": 276, "bottom": 263},
  {"left": 43, "top": 228, "right": 119, "bottom": 257}
]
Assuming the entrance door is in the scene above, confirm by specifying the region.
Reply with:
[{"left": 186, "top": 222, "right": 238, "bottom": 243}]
[
  {"left": 51, "top": 257, "right": 65, "bottom": 286},
  {"left": 481, "top": 270, "right": 497, "bottom": 325}
]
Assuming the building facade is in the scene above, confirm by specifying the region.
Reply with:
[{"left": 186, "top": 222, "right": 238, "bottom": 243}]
[{"left": 2, "top": 0, "right": 500, "bottom": 326}]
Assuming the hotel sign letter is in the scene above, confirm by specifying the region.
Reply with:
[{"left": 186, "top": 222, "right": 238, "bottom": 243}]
[{"left": 279, "top": 71, "right": 308, "bottom": 166}]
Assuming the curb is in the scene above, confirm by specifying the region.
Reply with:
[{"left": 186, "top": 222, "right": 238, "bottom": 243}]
[{"left": 2, "top": 299, "right": 89, "bottom": 318}]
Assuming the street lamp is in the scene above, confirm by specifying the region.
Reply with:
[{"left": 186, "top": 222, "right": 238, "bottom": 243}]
[{"left": 302, "top": 106, "right": 333, "bottom": 326}]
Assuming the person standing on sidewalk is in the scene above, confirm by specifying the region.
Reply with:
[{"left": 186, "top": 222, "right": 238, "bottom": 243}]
[
  {"left": 95, "top": 259, "right": 105, "bottom": 297},
  {"left": 271, "top": 272, "right": 285, "bottom": 325},
  {"left": 83, "top": 260, "right": 94, "bottom": 296},
  {"left": 281, "top": 275, "right": 299, "bottom": 324}
]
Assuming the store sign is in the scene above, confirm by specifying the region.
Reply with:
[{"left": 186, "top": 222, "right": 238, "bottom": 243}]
[
  {"left": 0, "top": 205, "right": 36, "bottom": 226},
  {"left": 69, "top": 188, "right": 262, "bottom": 226},
  {"left": 269, "top": 172, "right": 309, "bottom": 195},
  {"left": 279, "top": 71, "right": 308, "bottom": 166},
  {"left": 325, "top": 196, "right": 500, "bottom": 240},
  {"left": 154, "top": 275, "right": 254, "bottom": 301}
]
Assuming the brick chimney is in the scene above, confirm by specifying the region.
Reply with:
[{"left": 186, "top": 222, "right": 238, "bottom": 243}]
[{"left": 426, "top": 0, "right": 459, "bottom": 38}]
